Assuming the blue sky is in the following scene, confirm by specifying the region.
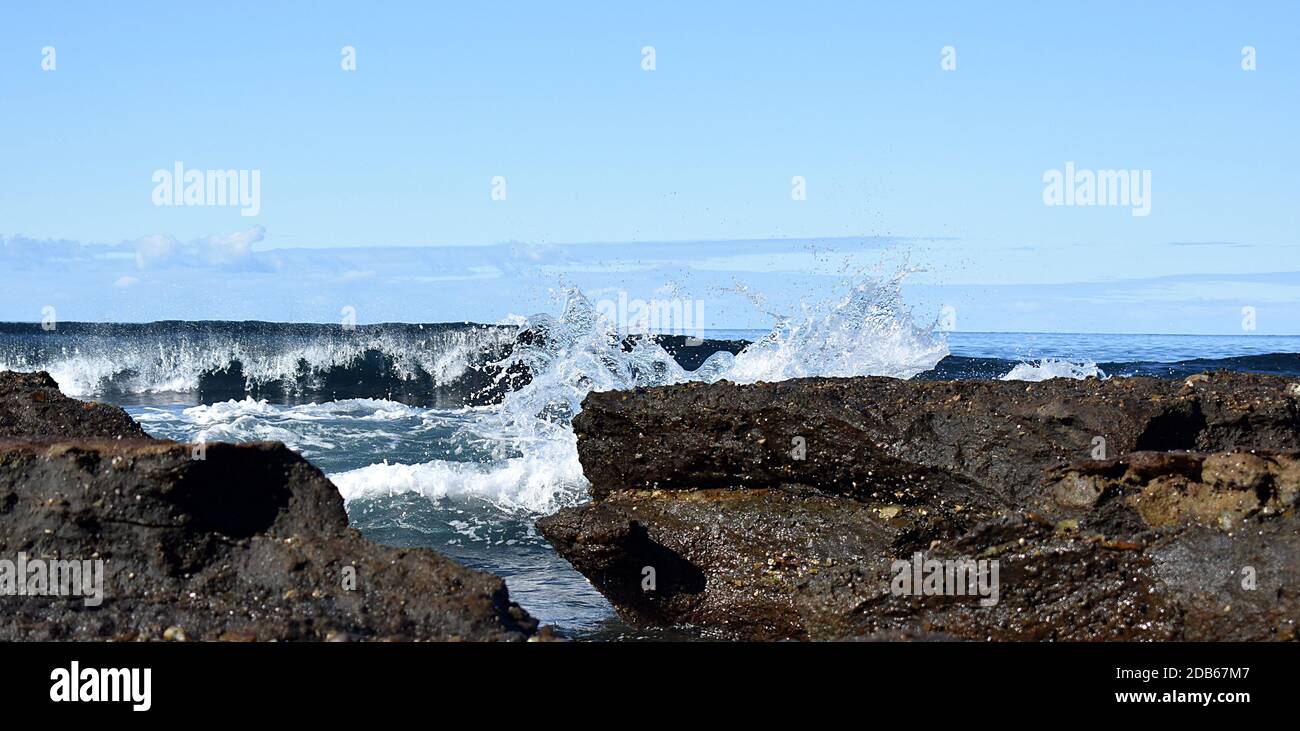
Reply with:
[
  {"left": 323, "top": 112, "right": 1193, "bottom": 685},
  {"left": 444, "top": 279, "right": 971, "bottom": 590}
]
[{"left": 1, "top": 1, "right": 1297, "bottom": 332}]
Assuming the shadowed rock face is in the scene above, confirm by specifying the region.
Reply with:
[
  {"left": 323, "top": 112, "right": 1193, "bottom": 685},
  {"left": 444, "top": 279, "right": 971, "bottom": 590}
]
[
  {"left": 0, "top": 371, "right": 537, "bottom": 641},
  {"left": 538, "top": 372, "right": 1300, "bottom": 641}
]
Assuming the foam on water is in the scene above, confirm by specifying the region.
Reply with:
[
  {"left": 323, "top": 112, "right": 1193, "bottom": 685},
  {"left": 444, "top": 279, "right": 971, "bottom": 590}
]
[
  {"left": 178, "top": 397, "right": 424, "bottom": 424},
  {"left": 1000, "top": 358, "right": 1107, "bottom": 381},
  {"left": 134, "top": 394, "right": 584, "bottom": 515},
  {"left": 132, "top": 397, "right": 472, "bottom": 472},
  {"left": 330, "top": 437, "right": 585, "bottom": 516}
]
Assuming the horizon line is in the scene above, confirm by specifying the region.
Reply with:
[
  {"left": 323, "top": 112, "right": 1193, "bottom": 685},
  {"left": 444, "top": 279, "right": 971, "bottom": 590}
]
[{"left": 1, "top": 320, "right": 1298, "bottom": 339}]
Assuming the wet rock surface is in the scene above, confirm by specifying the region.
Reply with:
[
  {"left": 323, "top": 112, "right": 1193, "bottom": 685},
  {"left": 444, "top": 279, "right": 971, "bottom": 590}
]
[
  {"left": 538, "top": 372, "right": 1300, "bottom": 640},
  {"left": 0, "top": 371, "right": 537, "bottom": 641}
]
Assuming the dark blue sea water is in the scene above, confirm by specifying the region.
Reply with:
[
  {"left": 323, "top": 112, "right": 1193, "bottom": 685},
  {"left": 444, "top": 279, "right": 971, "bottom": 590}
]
[{"left": 3, "top": 314, "right": 1297, "bottom": 638}]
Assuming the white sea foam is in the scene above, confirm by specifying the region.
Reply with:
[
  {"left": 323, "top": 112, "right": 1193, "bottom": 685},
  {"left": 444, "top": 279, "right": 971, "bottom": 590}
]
[
  {"left": 176, "top": 397, "right": 422, "bottom": 425},
  {"left": 999, "top": 358, "right": 1107, "bottom": 381},
  {"left": 132, "top": 397, "right": 446, "bottom": 465},
  {"left": 330, "top": 435, "right": 585, "bottom": 515}
]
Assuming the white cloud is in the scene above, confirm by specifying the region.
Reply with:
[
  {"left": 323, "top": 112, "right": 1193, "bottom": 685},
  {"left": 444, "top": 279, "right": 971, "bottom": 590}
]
[
  {"left": 135, "top": 234, "right": 179, "bottom": 268},
  {"left": 201, "top": 226, "right": 264, "bottom": 266},
  {"left": 133, "top": 226, "right": 266, "bottom": 270}
]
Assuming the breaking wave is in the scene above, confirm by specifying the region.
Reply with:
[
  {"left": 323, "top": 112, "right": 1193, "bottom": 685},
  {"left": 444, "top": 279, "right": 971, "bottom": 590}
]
[
  {"left": 0, "top": 321, "right": 517, "bottom": 405},
  {"left": 724, "top": 272, "right": 949, "bottom": 383}
]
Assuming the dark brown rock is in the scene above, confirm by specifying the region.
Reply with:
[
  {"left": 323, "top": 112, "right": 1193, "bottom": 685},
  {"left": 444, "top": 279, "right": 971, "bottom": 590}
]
[
  {"left": 538, "top": 372, "right": 1300, "bottom": 640},
  {"left": 0, "top": 371, "right": 537, "bottom": 641},
  {"left": 570, "top": 372, "right": 1300, "bottom": 504},
  {"left": 0, "top": 371, "right": 148, "bottom": 440}
]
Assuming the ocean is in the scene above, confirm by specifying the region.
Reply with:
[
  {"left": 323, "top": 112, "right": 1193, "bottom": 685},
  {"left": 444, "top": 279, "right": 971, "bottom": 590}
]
[{"left": 3, "top": 281, "right": 1299, "bottom": 639}]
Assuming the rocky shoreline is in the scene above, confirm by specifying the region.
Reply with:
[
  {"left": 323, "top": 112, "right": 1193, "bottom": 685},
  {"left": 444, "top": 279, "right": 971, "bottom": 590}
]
[
  {"left": 0, "top": 371, "right": 538, "bottom": 641},
  {"left": 538, "top": 373, "right": 1300, "bottom": 640},
  {"left": 7, "top": 366, "right": 1298, "bottom": 642}
]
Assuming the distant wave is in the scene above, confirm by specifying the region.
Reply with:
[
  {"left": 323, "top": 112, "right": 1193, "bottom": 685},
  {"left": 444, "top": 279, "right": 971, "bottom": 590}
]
[
  {"left": 920, "top": 352, "right": 1300, "bottom": 381},
  {"left": 0, "top": 321, "right": 518, "bottom": 406},
  {"left": 1106, "top": 352, "right": 1300, "bottom": 378},
  {"left": 0, "top": 321, "right": 749, "bottom": 406}
]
